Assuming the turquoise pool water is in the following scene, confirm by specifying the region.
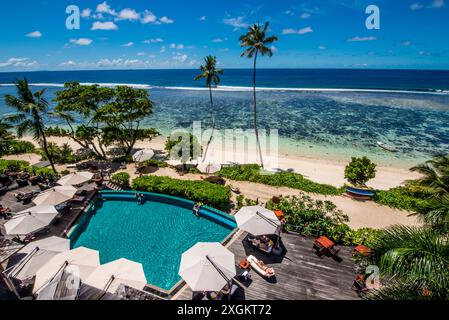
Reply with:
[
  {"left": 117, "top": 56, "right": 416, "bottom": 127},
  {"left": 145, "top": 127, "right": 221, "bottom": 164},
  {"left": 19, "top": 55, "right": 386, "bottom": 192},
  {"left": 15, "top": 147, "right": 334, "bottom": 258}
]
[{"left": 69, "top": 192, "right": 236, "bottom": 290}]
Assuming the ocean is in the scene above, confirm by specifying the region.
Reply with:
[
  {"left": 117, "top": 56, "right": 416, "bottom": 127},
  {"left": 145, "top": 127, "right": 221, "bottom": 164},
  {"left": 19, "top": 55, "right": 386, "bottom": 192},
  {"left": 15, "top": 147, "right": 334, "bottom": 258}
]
[{"left": 1, "top": 68, "right": 449, "bottom": 168}]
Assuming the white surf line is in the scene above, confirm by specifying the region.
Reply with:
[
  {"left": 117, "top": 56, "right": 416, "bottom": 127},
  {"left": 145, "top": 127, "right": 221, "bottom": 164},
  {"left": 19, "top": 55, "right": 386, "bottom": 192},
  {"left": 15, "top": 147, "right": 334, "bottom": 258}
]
[{"left": 1, "top": 83, "right": 448, "bottom": 95}]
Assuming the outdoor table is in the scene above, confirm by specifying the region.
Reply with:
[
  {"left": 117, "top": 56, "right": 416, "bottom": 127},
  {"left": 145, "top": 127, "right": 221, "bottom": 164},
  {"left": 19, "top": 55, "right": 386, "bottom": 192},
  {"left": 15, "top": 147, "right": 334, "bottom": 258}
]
[
  {"left": 314, "top": 236, "right": 336, "bottom": 255},
  {"left": 353, "top": 245, "right": 374, "bottom": 257}
]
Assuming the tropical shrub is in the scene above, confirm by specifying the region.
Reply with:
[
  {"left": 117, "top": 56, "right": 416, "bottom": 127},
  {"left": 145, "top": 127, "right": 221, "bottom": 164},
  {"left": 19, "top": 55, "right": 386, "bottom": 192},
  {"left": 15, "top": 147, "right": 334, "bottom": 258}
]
[
  {"left": 111, "top": 172, "right": 131, "bottom": 188},
  {"left": 344, "top": 157, "right": 376, "bottom": 186},
  {"left": 374, "top": 186, "right": 430, "bottom": 212},
  {"left": 0, "top": 159, "right": 30, "bottom": 172},
  {"left": 132, "top": 175, "right": 231, "bottom": 209},
  {"left": 165, "top": 132, "right": 201, "bottom": 162},
  {"left": 32, "top": 167, "right": 59, "bottom": 180},
  {"left": 40, "top": 142, "right": 87, "bottom": 164},
  {"left": 141, "top": 159, "right": 168, "bottom": 168},
  {"left": 4, "top": 140, "right": 36, "bottom": 155},
  {"left": 218, "top": 164, "right": 342, "bottom": 195}
]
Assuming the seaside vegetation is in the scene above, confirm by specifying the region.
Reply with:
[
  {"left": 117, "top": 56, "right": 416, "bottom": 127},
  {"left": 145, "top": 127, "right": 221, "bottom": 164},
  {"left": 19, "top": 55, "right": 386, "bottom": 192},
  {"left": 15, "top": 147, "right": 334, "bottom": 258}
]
[
  {"left": 344, "top": 156, "right": 376, "bottom": 187},
  {"left": 111, "top": 172, "right": 131, "bottom": 188},
  {"left": 132, "top": 175, "right": 231, "bottom": 209},
  {"left": 39, "top": 142, "right": 90, "bottom": 164},
  {"left": 4, "top": 79, "right": 57, "bottom": 172},
  {"left": 373, "top": 186, "right": 430, "bottom": 212},
  {"left": 239, "top": 21, "right": 278, "bottom": 168},
  {"left": 49, "top": 82, "right": 159, "bottom": 159},
  {"left": 266, "top": 194, "right": 380, "bottom": 247},
  {"left": 0, "top": 159, "right": 58, "bottom": 180},
  {"left": 218, "top": 164, "right": 342, "bottom": 195},
  {"left": 164, "top": 132, "right": 201, "bottom": 162}
]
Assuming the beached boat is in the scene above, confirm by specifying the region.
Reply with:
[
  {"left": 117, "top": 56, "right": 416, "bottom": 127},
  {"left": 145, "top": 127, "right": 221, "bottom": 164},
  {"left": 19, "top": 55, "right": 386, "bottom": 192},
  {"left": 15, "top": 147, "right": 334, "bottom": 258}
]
[{"left": 377, "top": 141, "right": 397, "bottom": 152}]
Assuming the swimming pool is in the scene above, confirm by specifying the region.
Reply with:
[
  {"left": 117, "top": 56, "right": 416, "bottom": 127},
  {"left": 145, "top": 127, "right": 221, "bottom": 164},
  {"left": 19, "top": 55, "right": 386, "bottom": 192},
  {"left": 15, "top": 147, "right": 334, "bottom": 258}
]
[{"left": 69, "top": 191, "right": 237, "bottom": 291}]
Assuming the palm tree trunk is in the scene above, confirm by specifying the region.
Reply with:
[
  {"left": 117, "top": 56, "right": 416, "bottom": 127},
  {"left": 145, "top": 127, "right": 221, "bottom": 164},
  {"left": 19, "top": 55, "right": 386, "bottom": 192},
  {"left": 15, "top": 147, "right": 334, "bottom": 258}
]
[
  {"left": 253, "top": 49, "right": 264, "bottom": 168},
  {"left": 202, "top": 84, "right": 215, "bottom": 162},
  {"left": 39, "top": 128, "right": 57, "bottom": 173}
]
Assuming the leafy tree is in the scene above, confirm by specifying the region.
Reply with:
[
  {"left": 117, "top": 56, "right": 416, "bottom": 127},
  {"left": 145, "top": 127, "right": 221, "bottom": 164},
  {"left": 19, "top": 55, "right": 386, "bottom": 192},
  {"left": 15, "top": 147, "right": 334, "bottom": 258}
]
[
  {"left": 165, "top": 132, "right": 201, "bottom": 163},
  {"left": 194, "top": 55, "right": 223, "bottom": 161},
  {"left": 344, "top": 157, "right": 376, "bottom": 186},
  {"left": 240, "top": 21, "right": 278, "bottom": 168},
  {"left": 365, "top": 225, "right": 449, "bottom": 300},
  {"left": 4, "top": 79, "right": 57, "bottom": 172}
]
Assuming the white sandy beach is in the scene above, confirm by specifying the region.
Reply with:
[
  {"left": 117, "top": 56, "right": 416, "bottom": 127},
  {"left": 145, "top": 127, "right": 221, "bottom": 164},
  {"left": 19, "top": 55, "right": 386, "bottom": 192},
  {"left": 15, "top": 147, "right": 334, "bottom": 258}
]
[{"left": 4, "top": 135, "right": 422, "bottom": 230}]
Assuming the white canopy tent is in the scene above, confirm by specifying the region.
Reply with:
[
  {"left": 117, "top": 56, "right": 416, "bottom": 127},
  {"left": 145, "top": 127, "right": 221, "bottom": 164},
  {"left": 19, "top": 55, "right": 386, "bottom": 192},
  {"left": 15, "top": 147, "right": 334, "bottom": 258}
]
[
  {"left": 57, "top": 171, "right": 94, "bottom": 186},
  {"left": 81, "top": 258, "right": 147, "bottom": 299},
  {"left": 5, "top": 236, "right": 70, "bottom": 281},
  {"left": 132, "top": 149, "right": 155, "bottom": 163},
  {"left": 4, "top": 206, "right": 59, "bottom": 235},
  {"left": 33, "top": 186, "right": 77, "bottom": 206},
  {"left": 33, "top": 247, "right": 100, "bottom": 295},
  {"left": 178, "top": 242, "right": 236, "bottom": 292}
]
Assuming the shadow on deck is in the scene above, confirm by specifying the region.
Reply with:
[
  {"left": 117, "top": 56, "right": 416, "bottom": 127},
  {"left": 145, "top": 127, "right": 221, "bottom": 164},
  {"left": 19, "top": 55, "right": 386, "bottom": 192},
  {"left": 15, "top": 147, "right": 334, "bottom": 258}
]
[{"left": 175, "top": 232, "right": 359, "bottom": 300}]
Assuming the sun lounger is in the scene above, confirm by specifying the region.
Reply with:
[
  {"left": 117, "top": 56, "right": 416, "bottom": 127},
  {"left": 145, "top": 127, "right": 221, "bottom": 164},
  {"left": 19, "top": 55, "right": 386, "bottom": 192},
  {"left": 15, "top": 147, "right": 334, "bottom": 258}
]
[
  {"left": 248, "top": 236, "right": 274, "bottom": 254},
  {"left": 247, "top": 255, "right": 275, "bottom": 278}
]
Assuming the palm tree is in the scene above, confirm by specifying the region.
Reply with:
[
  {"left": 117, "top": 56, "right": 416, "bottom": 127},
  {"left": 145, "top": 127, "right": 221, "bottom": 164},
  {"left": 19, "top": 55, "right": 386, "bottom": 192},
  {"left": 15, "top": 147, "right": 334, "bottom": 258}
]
[
  {"left": 4, "top": 79, "right": 57, "bottom": 173},
  {"left": 194, "top": 55, "right": 223, "bottom": 161},
  {"left": 410, "top": 154, "right": 449, "bottom": 229},
  {"left": 239, "top": 21, "right": 278, "bottom": 168},
  {"left": 365, "top": 225, "right": 449, "bottom": 300}
]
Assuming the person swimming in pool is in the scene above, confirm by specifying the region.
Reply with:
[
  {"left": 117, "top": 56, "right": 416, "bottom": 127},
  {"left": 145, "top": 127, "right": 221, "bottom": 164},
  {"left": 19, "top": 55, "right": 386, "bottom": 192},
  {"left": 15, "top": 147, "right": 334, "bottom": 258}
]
[
  {"left": 193, "top": 203, "right": 202, "bottom": 218},
  {"left": 136, "top": 193, "right": 144, "bottom": 204}
]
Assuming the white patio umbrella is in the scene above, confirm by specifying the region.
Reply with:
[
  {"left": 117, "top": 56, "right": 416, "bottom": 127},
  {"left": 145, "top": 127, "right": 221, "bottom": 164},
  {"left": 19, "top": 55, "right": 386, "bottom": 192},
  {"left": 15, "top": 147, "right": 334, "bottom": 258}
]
[
  {"left": 5, "top": 236, "right": 70, "bottom": 281},
  {"left": 57, "top": 171, "right": 94, "bottom": 186},
  {"left": 178, "top": 242, "right": 236, "bottom": 292},
  {"left": 197, "top": 162, "right": 222, "bottom": 174},
  {"left": 132, "top": 149, "right": 155, "bottom": 162},
  {"left": 83, "top": 258, "right": 147, "bottom": 297},
  {"left": 234, "top": 206, "right": 281, "bottom": 236},
  {"left": 33, "top": 186, "right": 77, "bottom": 206},
  {"left": 4, "top": 206, "right": 59, "bottom": 235},
  {"left": 33, "top": 247, "right": 100, "bottom": 294}
]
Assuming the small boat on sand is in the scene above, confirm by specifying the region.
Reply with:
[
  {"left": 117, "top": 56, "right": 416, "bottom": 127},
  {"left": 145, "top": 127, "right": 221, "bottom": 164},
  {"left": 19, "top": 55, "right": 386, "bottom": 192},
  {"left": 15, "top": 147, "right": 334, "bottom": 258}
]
[{"left": 377, "top": 141, "right": 397, "bottom": 152}]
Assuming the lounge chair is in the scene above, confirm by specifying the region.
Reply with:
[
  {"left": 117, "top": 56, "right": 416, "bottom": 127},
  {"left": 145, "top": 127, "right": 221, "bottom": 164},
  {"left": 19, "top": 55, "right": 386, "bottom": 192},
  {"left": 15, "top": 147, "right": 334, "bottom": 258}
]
[
  {"left": 247, "top": 236, "right": 274, "bottom": 254},
  {"left": 247, "top": 255, "right": 275, "bottom": 278}
]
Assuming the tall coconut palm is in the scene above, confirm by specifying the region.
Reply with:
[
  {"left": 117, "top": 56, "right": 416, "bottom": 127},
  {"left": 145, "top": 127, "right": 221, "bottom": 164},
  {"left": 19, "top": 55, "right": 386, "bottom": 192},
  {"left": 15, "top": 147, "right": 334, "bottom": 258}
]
[
  {"left": 4, "top": 79, "right": 57, "bottom": 173},
  {"left": 410, "top": 154, "right": 449, "bottom": 229},
  {"left": 194, "top": 55, "right": 223, "bottom": 161},
  {"left": 239, "top": 21, "right": 278, "bottom": 168},
  {"left": 365, "top": 225, "right": 449, "bottom": 300}
]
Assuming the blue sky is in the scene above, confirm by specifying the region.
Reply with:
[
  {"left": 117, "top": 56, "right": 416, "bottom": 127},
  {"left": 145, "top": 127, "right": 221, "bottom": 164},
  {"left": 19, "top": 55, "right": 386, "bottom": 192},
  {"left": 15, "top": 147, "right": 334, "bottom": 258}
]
[{"left": 0, "top": 0, "right": 448, "bottom": 71}]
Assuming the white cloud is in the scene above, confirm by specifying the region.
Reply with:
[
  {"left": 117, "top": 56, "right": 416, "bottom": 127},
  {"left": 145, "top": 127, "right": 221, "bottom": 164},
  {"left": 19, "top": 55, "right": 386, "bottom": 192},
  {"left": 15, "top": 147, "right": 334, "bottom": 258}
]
[
  {"left": 160, "top": 46, "right": 166, "bottom": 53},
  {"left": 300, "top": 13, "right": 311, "bottom": 19},
  {"left": 141, "top": 10, "right": 157, "bottom": 24},
  {"left": 159, "top": 16, "right": 174, "bottom": 24},
  {"left": 0, "top": 57, "right": 38, "bottom": 68},
  {"left": 282, "top": 27, "right": 313, "bottom": 35},
  {"left": 401, "top": 41, "right": 413, "bottom": 46},
  {"left": 121, "top": 42, "right": 134, "bottom": 47},
  {"left": 284, "top": 10, "right": 294, "bottom": 16},
  {"left": 96, "top": 1, "right": 116, "bottom": 16},
  {"left": 173, "top": 53, "right": 188, "bottom": 63},
  {"left": 429, "top": 0, "right": 444, "bottom": 8},
  {"left": 199, "top": 16, "right": 206, "bottom": 21},
  {"left": 59, "top": 60, "right": 77, "bottom": 66},
  {"left": 270, "top": 45, "right": 278, "bottom": 53},
  {"left": 143, "top": 38, "right": 163, "bottom": 44},
  {"left": 170, "top": 43, "right": 185, "bottom": 50},
  {"left": 70, "top": 38, "right": 93, "bottom": 46},
  {"left": 410, "top": 2, "right": 424, "bottom": 10},
  {"left": 91, "top": 21, "right": 118, "bottom": 30},
  {"left": 347, "top": 36, "right": 377, "bottom": 42},
  {"left": 116, "top": 8, "right": 140, "bottom": 21},
  {"left": 81, "top": 8, "right": 91, "bottom": 18},
  {"left": 212, "top": 37, "right": 228, "bottom": 43},
  {"left": 137, "top": 52, "right": 146, "bottom": 56},
  {"left": 223, "top": 16, "right": 249, "bottom": 30},
  {"left": 319, "top": 45, "right": 327, "bottom": 50},
  {"left": 26, "top": 31, "right": 42, "bottom": 38}
]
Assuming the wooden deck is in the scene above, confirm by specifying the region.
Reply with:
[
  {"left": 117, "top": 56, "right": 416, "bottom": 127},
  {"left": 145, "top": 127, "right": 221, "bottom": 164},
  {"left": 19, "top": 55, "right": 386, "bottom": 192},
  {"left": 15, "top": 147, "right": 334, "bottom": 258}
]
[{"left": 175, "top": 232, "right": 359, "bottom": 300}]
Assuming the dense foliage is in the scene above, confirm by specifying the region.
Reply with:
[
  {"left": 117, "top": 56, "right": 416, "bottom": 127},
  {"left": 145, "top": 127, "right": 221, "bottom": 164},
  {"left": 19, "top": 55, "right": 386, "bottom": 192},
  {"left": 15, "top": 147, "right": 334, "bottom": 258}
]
[
  {"left": 266, "top": 194, "right": 379, "bottom": 246},
  {"left": 218, "top": 164, "right": 342, "bottom": 195},
  {"left": 0, "top": 159, "right": 58, "bottom": 180},
  {"left": 0, "top": 140, "right": 36, "bottom": 156},
  {"left": 140, "top": 159, "right": 168, "bottom": 168},
  {"left": 132, "top": 175, "right": 231, "bottom": 209},
  {"left": 373, "top": 186, "right": 430, "bottom": 212},
  {"left": 50, "top": 82, "right": 158, "bottom": 159},
  {"left": 40, "top": 142, "right": 89, "bottom": 164},
  {"left": 344, "top": 157, "right": 376, "bottom": 186},
  {"left": 165, "top": 132, "right": 201, "bottom": 162},
  {"left": 111, "top": 172, "right": 130, "bottom": 188}
]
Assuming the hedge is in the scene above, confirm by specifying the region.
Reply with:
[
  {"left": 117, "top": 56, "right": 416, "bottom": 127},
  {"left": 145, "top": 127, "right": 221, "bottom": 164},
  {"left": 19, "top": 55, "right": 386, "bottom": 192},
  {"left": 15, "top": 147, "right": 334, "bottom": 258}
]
[
  {"left": 111, "top": 172, "right": 131, "bottom": 188},
  {"left": 373, "top": 187, "right": 430, "bottom": 212},
  {"left": 218, "top": 164, "right": 342, "bottom": 196},
  {"left": 132, "top": 175, "right": 231, "bottom": 209}
]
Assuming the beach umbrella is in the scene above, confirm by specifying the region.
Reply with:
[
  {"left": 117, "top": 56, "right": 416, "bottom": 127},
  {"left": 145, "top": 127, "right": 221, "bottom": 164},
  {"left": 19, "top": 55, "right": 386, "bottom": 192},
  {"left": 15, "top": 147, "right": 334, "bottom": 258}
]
[
  {"left": 4, "top": 206, "right": 59, "bottom": 235},
  {"left": 197, "top": 162, "right": 222, "bottom": 174},
  {"left": 178, "top": 242, "right": 236, "bottom": 292},
  {"left": 57, "top": 171, "right": 94, "bottom": 186},
  {"left": 5, "top": 236, "right": 70, "bottom": 281},
  {"left": 82, "top": 258, "right": 147, "bottom": 298},
  {"left": 33, "top": 247, "right": 100, "bottom": 294},
  {"left": 132, "top": 149, "right": 155, "bottom": 162},
  {"left": 234, "top": 206, "right": 281, "bottom": 236},
  {"left": 33, "top": 186, "right": 77, "bottom": 206}
]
